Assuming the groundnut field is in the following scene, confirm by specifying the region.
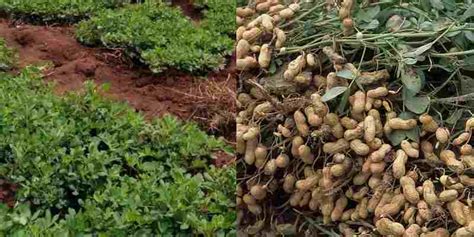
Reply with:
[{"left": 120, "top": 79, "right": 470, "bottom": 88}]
[{"left": 0, "top": 0, "right": 235, "bottom": 236}]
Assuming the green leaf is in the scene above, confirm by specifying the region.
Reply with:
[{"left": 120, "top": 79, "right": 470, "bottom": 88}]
[
  {"left": 401, "top": 67, "right": 422, "bottom": 93},
  {"left": 357, "top": 6, "right": 381, "bottom": 23},
  {"left": 361, "top": 20, "right": 380, "bottom": 30},
  {"left": 420, "top": 0, "right": 431, "bottom": 11},
  {"left": 14, "top": 215, "right": 28, "bottom": 225},
  {"left": 446, "top": 30, "right": 462, "bottom": 38},
  {"left": 465, "top": 31, "right": 474, "bottom": 43},
  {"left": 268, "top": 61, "right": 277, "bottom": 74},
  {"left": 321, "top": 86, "right": 348, "bottom": 102},
  {"left": 404, "top": 58, "right": 418, "bottom": 65},
  {"left": 406, "top": 126, "right": 420, "bottom": 142},
  {"left": 399, "top": 111, "right": 415, "bottom": 119},
  {"left": 275, "top": 58, "right": 283, "bottom": 66},
  {"left": 446, "top": 109, "right": 464, "bottom": 125},
  {"left": 442, "top": 0, "right": 456, "bottom": 11},
  {"left": 405, "top": 94, "right": 430, "bottom": 114},
  {"left": 462, "top": 4, "right": 474, "bottom": 21},
  {"left": 403, "top": 88, "right": 429, "bottom": 114},
  {"left": 420, "top": 21, "right": 433, "bottom": 31},
  {"left": 387, "top": 130, "right": 406, "bottom": 146},
  {"left": 455, "top": 32, "right": 470, "bottom": 51},
  {"left": 429, "top": 0, "right": 444, "bottom": 10},
  {"left": 336, "top": 69, "right": 355, "bottom": 79},
  {"left": 462, "top": 56, "right": 474, "bottom": 71}
]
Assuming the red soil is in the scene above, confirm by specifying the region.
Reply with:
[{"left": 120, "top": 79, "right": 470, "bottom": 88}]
[
  {"left": 0, "top": 20, "right": 236, "bottom": 140},
  {"left": 171, "top": 0, "right": 204, "bottom": 21},
  {"left": 0, "top": 179, "right": 16, "bottom": 208}
]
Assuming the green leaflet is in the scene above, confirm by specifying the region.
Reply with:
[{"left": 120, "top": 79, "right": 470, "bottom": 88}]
[
  {"left": 322, "top": 86, "right": 348, "bottom": 102},
  {"left": 403, "top": 88, "right": 430, "bottom": 114},
  {"left": 401, "top": 67, "right": 422, "bottom": 93}
]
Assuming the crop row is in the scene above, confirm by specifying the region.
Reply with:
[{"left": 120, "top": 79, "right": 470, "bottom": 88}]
[
  {"left": 0, "top": 1, "right": 235, "bottom": 74},
  {"left": 0, "top": 67, "right": 235, "bottom": 236},
  {"left": 0, "top": 0, "right": 133, "bottom": 23},
  {"left": 76, "top": 3, "right": 233, "bottom": 73}
]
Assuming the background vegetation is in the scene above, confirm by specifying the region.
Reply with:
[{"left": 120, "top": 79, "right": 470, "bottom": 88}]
[
  {"left": 0, "top": 0, "right": 235, "bottom": 74},
  {"left": 76, "top": 3, "right": 233, "bottom": 73},
  {"left": 0, "top": 0, "right": 135, "bottom": 23}
]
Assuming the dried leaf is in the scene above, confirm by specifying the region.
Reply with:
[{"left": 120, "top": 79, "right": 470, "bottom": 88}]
[
  {"left": 247, "top": 220, "right": 265, "bottom": 235},
  {"left": 403, "top": 42, "right": 434, "bottom": 58},
  {"left": 276, "top": 224, "right": 297, "bottom": 235}
]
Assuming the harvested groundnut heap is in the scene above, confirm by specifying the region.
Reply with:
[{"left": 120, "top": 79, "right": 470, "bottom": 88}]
[{"left": 236, "top": 1, "right": 474, "bottom": 236}]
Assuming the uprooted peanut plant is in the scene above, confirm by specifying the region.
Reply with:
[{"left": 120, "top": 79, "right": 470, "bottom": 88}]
[{"left": 236, "top": 0, "right": 474, "bottom": 236}]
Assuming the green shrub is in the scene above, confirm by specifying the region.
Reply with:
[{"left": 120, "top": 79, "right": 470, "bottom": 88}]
[
  {"left": 0, "top": 67, "right": 235, "bottom": 236},
  {"left": 0, "top": 0, "right": 134, "bottom": 23},
  {"left": 0, "top": 38, "right": 15, "bottom": 70},
  {"left": 195, "top": 0, "right": 235, "bottom": 36},
  {"left": 76, "top": 3, "right": 233, "bottom": 73}
]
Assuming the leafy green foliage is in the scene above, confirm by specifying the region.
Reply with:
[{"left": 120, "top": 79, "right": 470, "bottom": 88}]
[
  {"left": 0, "top": 67, "right": 235, "bottom": 236},
  {"left": 0, "top": 0, "right": 135, "bottom": 23},
  {"left": 76, "top": 3, "right": 233, "bottom": 73},
  {"left": 0, "top": 38, "right": 15, "bottom": 71},
  {"left": 195, "top": 0, "right": 235, "bottom": 36}
]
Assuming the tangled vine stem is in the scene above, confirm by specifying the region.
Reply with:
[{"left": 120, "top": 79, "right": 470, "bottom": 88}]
[
  {"left": 431, "top": 49, "right": 474, "bottom": 57},
  {"left": 279, "top": 2, "right": 327, "bottom": 28},
  {"left": 432, "top": 93, "right": 474, "bottom": 104},
  {"left": 279, "top": 27, "right": 474, "bottom": 55}
]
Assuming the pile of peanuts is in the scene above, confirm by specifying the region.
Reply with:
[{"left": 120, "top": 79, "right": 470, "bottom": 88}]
[
  {"left": 236, "top": 1, "right": 474, "bottom": 236},
  {"left": 236, "top": 0, "right": 297, "bottom": 71}
]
